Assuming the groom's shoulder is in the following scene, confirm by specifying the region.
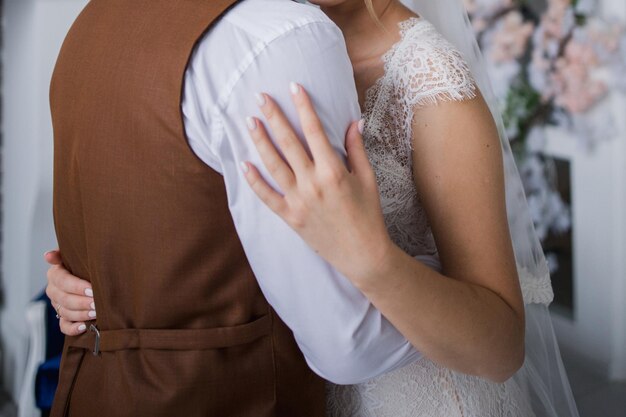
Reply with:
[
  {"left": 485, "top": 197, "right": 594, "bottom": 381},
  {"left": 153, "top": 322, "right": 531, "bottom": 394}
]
[{"left": 223, "top": 0, "right": 339, "bottom": 41}]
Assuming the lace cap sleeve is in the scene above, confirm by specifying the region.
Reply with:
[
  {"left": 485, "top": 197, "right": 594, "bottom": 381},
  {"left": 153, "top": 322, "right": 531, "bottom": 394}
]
[
  {"left": 389, "top": 19, "right": 477, "bottom": 110},
  {"left": 364, "top": 18, "right": 479, "bottom": 157}
]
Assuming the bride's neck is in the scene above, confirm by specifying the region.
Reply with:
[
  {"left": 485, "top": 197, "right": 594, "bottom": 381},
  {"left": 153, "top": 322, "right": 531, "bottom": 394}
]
[{"left": 321, "top": 0, "right": 412, "bottom": 64}]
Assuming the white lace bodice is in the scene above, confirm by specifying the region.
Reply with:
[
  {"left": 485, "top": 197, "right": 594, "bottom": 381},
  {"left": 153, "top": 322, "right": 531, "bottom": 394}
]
[
  {"left": 327, "top": 18, "right": 535, "bottom": 417},
  {"left": 362, "top": 17, "right": 476, "bottom": 258}
]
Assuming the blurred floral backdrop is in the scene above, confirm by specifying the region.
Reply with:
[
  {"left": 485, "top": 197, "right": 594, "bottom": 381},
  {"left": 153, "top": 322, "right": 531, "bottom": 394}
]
[{"left": 464, "top": 0, "right": 626, "bottom": 273}]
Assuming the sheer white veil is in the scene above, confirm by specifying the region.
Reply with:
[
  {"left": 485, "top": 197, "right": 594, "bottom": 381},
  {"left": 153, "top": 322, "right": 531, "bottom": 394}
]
[{"left": 400, "top": 0, "right": 580, "bottom": 415}]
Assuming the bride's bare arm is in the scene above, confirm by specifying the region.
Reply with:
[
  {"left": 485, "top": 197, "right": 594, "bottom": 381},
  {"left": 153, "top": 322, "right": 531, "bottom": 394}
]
[
  {"left": 362, "top": 92, "right": 525, "bottom": 382},
  {"left": 243, "top": 85, "right": 524, "bottom": 383}
]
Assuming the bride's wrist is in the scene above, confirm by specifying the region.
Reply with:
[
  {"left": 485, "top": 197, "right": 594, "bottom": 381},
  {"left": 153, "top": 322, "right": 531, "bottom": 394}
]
[{"left": 348, "top": 237, "right": 401, "bottom": 292}]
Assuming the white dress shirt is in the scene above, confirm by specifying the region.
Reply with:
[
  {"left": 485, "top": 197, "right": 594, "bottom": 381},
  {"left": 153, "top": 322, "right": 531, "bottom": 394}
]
[{"left": 182, "top": 0, "right": 422, "bottom": 384}]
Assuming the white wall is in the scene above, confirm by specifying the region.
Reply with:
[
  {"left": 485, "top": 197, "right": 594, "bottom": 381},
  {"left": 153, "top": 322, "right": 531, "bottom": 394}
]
[
  {"left": 606, "top": 0, "right": 626, "bottom": 382},
  {"left": 547, "top": 0, "right": 626, "bottom": 381},
  {"left": 1, "top": 0, "right": 87, "bottom": 399}
]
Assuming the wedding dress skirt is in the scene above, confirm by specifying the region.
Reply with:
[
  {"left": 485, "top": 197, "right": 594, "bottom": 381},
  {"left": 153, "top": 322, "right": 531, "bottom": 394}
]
[{"left": 327, "top": 356, "right": 535, "bottom": 417}]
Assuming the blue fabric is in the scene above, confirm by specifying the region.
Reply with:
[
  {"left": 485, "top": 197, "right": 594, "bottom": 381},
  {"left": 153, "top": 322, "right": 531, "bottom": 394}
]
[
  {"left": 35, "top": 355, "right": 61, "bottom": 410},
  {"left": 35, "top": 292, "right": 65, "bottom": 359},
  {"left": 33, "top": 291, "right": 65, "bottom": 411}
]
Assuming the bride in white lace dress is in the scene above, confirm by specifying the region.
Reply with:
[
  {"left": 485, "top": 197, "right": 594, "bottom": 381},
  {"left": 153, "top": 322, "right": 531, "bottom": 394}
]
[
  {"left": 325, "top": 12, "right": 535, "bottom": 417},
  {"left": 240, "top": 0, "right": 579, "bottom": 416}
]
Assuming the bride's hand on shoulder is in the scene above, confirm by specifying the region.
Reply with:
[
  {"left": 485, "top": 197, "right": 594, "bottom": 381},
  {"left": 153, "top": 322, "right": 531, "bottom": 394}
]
[
  {"left": 242, "top": 83, "right": 393, "bottom": 282},
  {"left": 44, "top": 250, "right": 95, "bottom": 336}
]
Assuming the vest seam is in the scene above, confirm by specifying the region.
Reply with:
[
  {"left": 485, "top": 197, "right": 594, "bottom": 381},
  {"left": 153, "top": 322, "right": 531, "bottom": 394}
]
[{"left": 269, "top": 309, "right": 278, "bottom": 413}]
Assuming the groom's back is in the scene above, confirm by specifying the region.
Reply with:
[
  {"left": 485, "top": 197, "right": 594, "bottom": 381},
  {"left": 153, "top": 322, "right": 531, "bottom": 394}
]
[{"left": 50, "top": 1, "right": 325, "bottom": 415}]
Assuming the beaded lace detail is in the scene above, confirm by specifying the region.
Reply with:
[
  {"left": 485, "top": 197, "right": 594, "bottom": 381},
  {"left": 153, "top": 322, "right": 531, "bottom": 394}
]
[
  {"left": 326, "top": 18, "right": 535, "bottom": 417},
  {"left": 362, "top": 17, "right": 476, "bottom": 258}
]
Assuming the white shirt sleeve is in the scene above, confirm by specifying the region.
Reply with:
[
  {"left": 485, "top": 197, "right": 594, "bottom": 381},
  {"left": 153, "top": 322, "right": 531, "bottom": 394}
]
[{"left": 185, "top": 19, "right": 422, "bottom": 385}]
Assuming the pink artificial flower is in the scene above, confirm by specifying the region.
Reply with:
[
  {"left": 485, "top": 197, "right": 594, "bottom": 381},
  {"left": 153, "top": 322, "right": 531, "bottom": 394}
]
[
  {"left": 543, "top": 0, "right": 574, "bottom": 40},
  {"left": 551, "top": 38, "right": 607, "bottom": 113},
  {"left": 464, "top": 0, "right": 515, "bottom": 22},
  {"left": 489, "top": 11, "right": 535, "bottom": 63},
  {"left": 587, "top": 20, "right": 624, "bottom": 53}
]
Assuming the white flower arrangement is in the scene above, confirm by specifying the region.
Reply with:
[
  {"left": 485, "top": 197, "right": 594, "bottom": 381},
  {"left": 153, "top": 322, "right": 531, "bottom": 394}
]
[{"left": 465, "top": 0, "right": 625, "bottom": 260}]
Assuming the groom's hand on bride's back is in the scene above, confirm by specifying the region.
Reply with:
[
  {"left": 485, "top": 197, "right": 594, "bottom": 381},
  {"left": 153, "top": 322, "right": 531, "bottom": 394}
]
[{"left": 44, "top": 250, "right": 96, "bottom": 336}]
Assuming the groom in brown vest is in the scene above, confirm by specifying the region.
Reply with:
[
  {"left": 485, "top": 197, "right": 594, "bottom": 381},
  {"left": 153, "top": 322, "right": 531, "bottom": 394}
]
[{"left": 50, "top": 1, "right": 328, "bottom": 415}]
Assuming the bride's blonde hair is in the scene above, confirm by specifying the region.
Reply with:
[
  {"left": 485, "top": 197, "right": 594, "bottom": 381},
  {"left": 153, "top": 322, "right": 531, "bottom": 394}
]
[{"left": 364, "top": 0, "right": 386, "bottom": 28}]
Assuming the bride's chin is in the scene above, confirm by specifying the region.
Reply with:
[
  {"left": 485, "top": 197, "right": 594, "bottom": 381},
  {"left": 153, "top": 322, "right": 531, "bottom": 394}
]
[{"left": 307, "top": 0, "right": 353, "bottom": 7}]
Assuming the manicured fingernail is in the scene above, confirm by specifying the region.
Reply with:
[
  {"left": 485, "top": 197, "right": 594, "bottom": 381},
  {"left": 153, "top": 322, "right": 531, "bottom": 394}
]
[
  {"left": 78, "top": 324, "right": 87, "bottom": 332},
  {"left": 90, "top": 302, "right": 96, "bottom": 310},
  {"left": 289, "top": 82, "right": 300, "bottom": 95},
  {"left": 246, "top": 117, "right": 257, "bottom": 131},
  {"left": 255, "top": 93, "right": 266, "bottom": 106},
  {"left": 88, "top": 310, "right": 97, "bottom": 318},
  {"left": 240, "top": 161, "right": 249, "bottom": 174},
  {"left": 85, "top": 288, "right": 94, "bottom": 297},
  {"left": 358, "top": 119, "right": 365, "bottom": 134}
]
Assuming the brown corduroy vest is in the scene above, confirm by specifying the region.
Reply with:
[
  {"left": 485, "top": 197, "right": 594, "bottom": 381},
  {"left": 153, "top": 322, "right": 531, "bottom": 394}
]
[{"left": 49, "top": 1, "right": 325, "bottom": 416}]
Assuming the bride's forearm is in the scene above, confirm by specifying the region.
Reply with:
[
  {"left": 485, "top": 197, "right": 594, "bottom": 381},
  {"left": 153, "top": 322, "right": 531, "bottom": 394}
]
[{"left": 351, "top": 243, "right": 525, "bottom": 383}]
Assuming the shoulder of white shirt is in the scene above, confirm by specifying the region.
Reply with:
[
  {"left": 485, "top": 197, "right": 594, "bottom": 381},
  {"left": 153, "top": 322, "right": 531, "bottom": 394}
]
[
  {"left": 224, "top": 0, "right": 339, "bottom": 43},
  {"left": 182, "top": 0, "right": 349, "bottom": 171}
]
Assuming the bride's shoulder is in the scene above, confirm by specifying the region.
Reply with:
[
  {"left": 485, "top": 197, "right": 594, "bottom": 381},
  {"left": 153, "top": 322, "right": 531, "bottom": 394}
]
[{"left": 387, "top": 18, "right": 477, "bottom": 108}]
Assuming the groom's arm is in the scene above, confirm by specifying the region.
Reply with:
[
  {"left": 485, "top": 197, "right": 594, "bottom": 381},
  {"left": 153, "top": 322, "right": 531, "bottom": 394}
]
[{"left": 186, "top": 18, "right": 422, "bottom": 384}]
